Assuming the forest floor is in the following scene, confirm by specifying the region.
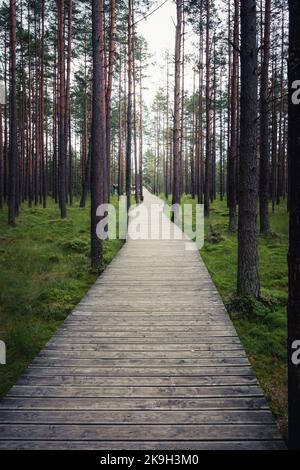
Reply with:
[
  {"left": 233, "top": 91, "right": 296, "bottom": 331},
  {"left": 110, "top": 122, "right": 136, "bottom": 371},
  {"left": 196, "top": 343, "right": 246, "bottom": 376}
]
[
  {"left": 163, "top": 194, "right": 288, "bottom": 439},
  {"left": 0, "top": 198, "right": 123, "bottom": 399}
]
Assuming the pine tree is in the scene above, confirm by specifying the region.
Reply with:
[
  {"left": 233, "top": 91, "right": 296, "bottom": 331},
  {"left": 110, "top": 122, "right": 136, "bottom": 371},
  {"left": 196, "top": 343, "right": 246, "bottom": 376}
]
[
  {"left": 8, "top": 0, "right": 18, "bottom": 225},
  {"left": 259, "top": 0, "right": 271, "bottom": 234},
  {"left": 237, "top": 0, "right": 260, "bottom": 297},
  {"left": 91, "top": 0, "right": 106, "bottom": 270},
  {"left": 172, "top": 0, "right": 182, "bottom": 215}
]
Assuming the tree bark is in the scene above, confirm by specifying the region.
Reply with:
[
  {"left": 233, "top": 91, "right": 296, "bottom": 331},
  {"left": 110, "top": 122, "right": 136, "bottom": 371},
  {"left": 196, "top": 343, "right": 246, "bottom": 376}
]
[
  {"left": 139, "top": 57, "right": 144, "bottom": 201},
  {"left": 91, "top": 0, "right": 106, "bottom": 270},
  {"left": 204, "top": 0, "right": 211, "bottom": 217},
  {"left": 132, "top": 15, "right": 139, "bottom": 204},
  {"left": 65, "top": 0, "right": 73, "bottom": 206},
  {"left": 126, "top": 0, "right": 133, "bottom": 213},
  {"left": 237, "top": 0, "right": 260, "bottom": 298},
  {"left": 228, "top": 0, "right": 239, "bottom": 231},
  {"left": 0, "top": 105, "right": 3, "bottom": 210},
  {"left": 172, "top": 0, "right": 182, "bottom": 213},
  {"left": 271, "top": 60, "right": 277, "bottom": 213},
  {"left": 8, "top": 0, "right": 18, "bottom": 225},
  {"left": 106, "top": 0, "right": 116, "bottom": 201},
  {"left": 57, "top": 0, "right": 67, "bottom": 218},
  {"left": 259, "top": 0, "right": 271, "bottom": 234},
  {"left": 41, "top": 0, "right": 47, "bottom": 208},
  {"left": 197, "top": 2, "right": 204, "bottom": 204}
]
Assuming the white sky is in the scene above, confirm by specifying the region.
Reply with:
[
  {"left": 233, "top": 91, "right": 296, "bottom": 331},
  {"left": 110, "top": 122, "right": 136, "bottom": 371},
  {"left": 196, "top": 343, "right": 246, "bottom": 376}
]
[{"left": 137, "top": 0, "right": 196, "bottom": 108}]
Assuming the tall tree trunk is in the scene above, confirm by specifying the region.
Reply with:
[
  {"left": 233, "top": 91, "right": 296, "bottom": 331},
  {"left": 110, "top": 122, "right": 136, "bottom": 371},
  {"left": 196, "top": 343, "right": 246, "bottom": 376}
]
[
  {"left": 288, "top": 0, "right": 300, "bottom": 450},
  {"left": 259, "top": 0, "right": 271, "bottom": 234},
  {"left": 34, "top": 6, "right": 39, "bottom": 207},
  {"left": 3, "top": 31, "right": 8, "bottom": 204},
  {"left": 40, "top": 0, "right": 46, "bottom": 208},
  {"left": 117, "top": 55, "right": 123, "bottom": 199},
  {"left": 0, "top": 104, "right": 3, "bottom": 210},
  {"left": 80, "top": 144, "right": 91, "bottom": 209},
  {"left": 57, "top": 0, "right": 67, "bottom": 218},
  {"left": 106, "top": 0, "right": 116, "bottom": 201},
  {"left": 91, "top": 0, "right": 106, "bottom": 270},
  {"left": 126, "top": 0, "right": 133, "bottom": 212},
  {"left": 271, "top": 60, "right": 277, "bottom": 213},
  {"left": 237, "top": 0, "right": 260, "bottom": 297},
  {"left": 211, "top": 43, "right": 217, "bottom": 202},
  {"left": 172, "top": 0, "right": 182, "bottom": 213},
  {"left": 180, "top": 8, "right": 185, "bottom": 197},
  {"left": 219, "top": 69, "right": 224, "bottom": 201},
  {"left": 277, "top": 7, "right": 285, "bottom": 206},
  {"left": 52, "top": 38, "right": 58, "bottom": 202},
  {"left": 8, "top": 0, "right": 18, "bottom": 225},
  {"left": 204, "top": 0, "right": 211, "bottom": 217},
  {"left": 80, "top": 45, "right": 89, "bottom": 208},
  {"left": 226, "top": 0, "right": 231, "bottom": 205},
  {"left": 132, "top": 16, "right": 139, "bottom": 204},
  {"left": 65, "top": 0, "right": 73, "bottom": 206},
  {"left": 228, "top": 0, "right": 239, "bottom": 230},
  {"left": 139, "top": 58, "right": 143, "bottom": 201},
  {"left": 197, "top": 2, "right": 204, "bottom": 204},
  {"left": 191, "top": 69, "right": 196, "bottom": 199},
  {"left": 19, "top": 0, "right": 26, "bottom": 205}
]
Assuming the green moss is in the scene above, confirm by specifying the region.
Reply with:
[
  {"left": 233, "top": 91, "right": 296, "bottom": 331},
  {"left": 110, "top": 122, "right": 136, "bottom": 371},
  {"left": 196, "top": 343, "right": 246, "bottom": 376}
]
[{"left": 0, "top": 197, "right": 123, "bottom": 398}]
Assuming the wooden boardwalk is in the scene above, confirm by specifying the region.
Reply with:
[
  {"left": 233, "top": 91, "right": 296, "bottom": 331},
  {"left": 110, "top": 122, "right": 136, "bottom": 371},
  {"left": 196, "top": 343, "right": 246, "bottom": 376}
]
[{"left": 0, "top": 190, "right": 284, "bottom": 449}]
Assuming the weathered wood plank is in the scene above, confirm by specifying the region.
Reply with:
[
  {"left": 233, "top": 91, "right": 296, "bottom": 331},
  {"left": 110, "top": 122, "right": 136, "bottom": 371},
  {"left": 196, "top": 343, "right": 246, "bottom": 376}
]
[
  {"left": 7, "top": 385, "right": 263, "bottom": 398},
  {"left": 0, "top": 424, "right": 282, "bottom": 441},
  {"left": 0, "top": 409, "right": 275, "bottom": 425},
  {"left": 0, "top": 440, "right": 286, "bottom": 450},
  {"left": 15, "top": 375, "right": 258, "bottom": 387},
  {"left": 44, "top": 342, "right": 245, "bottom": 351},
  {"left": 37, "top": 350, "right": 247, "bottom": 359},
  {"left": 63, "top": 321, "right": 232, "bottom": 327},
  {"left": 24, "top": 366, "right": 255, "bottom": 377},
  {"left": 30, "top": 357, "right": 250, "bottom": 367},
  {"left": 61, "top": 323, "right": 232, "bottom": 330},
  {"left": 47, "top": 336, "right": 242, "bottom": 344},
  {"left": 0, "top": 396, "right": 269, "bottom": 410}
]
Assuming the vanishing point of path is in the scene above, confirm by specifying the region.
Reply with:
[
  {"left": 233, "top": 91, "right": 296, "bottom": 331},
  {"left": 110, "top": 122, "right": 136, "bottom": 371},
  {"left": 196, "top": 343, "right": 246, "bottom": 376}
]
[{"left": 0, "top": 190, "right": 284, "bottom": 449}]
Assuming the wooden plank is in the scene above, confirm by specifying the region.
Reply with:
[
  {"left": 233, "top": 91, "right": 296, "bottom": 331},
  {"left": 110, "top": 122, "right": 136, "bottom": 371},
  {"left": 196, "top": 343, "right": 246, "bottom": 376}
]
[
  {"left": 24, "top": 366, "right": 256, "bottom": 377},
  {"left": 0, "top": 396, "right": 269, "bottom": 410},
  {"left": 0, "top": 424, "right": 282, "bottom": 441},
  {"left": 52, "top": 332, "right": 239, "bottom": 339},
  {"left": 0, "top": 409, "right": 275, "bottom": 425},
  {"left": 7, "top": 385, "right": 263, "bottom": 398},
  {"left": 0, "top": 440, "right": 286, "bottom": 450},
  {"left": 15, "top": 375, "right": 258, "bottom": 387},
  {"left": 58, "top": 325, "right": 234, "bottom": 333},
  {"left": 62, "top": 320, "right": 232, "bottom": 327},
  {"left": 44, "top": 343, "right": 245, "bottom": 351},
  {"left": 37, "top": 350, "right": 247, "bottom": 359},
  {"left": 31, "top": 358, "right": 250, "bottom": 367},
  {"left": 47, "top": 336, "right": 242, "bottom": 344}
]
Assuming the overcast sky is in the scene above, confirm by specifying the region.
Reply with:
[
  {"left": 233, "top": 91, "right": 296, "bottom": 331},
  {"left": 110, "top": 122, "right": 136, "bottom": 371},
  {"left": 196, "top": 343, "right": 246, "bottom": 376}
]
[{"left": 137, "top": 0, "right": 196, "bottom": 108}]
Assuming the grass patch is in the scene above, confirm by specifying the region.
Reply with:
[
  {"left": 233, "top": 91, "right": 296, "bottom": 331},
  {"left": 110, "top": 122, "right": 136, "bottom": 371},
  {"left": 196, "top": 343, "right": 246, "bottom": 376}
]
[
  {"left": 0, "top": 197, "right": 123, "bottom": 398},
  {"left": 162, "top": 193, "right": 288, "bottom": 438}
]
